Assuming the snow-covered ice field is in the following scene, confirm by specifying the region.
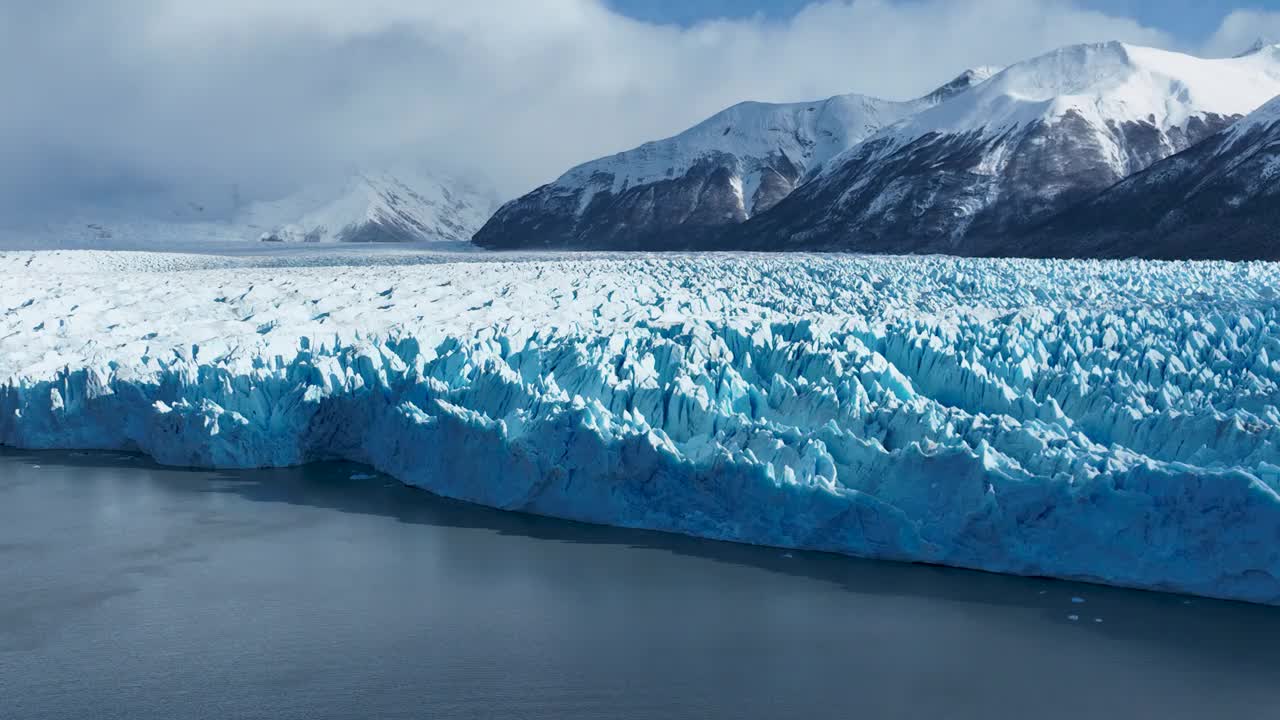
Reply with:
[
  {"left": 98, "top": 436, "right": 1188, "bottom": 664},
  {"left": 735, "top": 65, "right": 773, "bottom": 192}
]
[{"left": 2, "top": 247, "right": 1278, "bottom": 603}]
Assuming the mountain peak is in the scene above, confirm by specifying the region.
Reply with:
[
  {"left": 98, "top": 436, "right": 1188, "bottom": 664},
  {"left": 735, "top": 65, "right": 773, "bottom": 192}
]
[
  {"left": 1235, "top": 37, "right": 1278, "bottom": 58},
  {"left": 924, "top": 66, "right": 1002, "bottom": 103},
  {"left": 880, "top": 42, "right": 1280, "bottom": 142},
  {"left": 742, "top": 39, "right": 1280, "bottom": 257},
  {"left": 241, "top": 168, "right": 500, "bottom": 244}
]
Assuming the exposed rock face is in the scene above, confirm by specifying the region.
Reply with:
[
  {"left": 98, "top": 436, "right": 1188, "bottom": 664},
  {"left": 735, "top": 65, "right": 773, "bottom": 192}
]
[
  {"left": 733, "top": 42, "right": 1280, "bottom": 255},
  {"left": 478, "top": 42, "right": 1280, "bottom": 259},
  {"left": 473, "top": 70, "right": 997, "bottom": 250},
  {"left": 737, "top": 110, "right": 1236, "bottom": 254},
  {"left": 476, "top": 153, "right": 803, "bottom": 250},
  {"left": 1019, "top": 96, "right": 1280, "bottom": 260}
]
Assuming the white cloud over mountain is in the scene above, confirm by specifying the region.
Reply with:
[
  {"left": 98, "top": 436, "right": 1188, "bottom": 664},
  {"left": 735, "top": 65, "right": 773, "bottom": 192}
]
[{"left": 0, "top": 0, "right": 1262, "bottom": 218}]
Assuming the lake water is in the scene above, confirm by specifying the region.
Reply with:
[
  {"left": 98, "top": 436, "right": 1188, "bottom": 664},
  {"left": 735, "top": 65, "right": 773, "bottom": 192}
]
[{"left": 2, "top": 448, "right": 1278, "bottom": 719}]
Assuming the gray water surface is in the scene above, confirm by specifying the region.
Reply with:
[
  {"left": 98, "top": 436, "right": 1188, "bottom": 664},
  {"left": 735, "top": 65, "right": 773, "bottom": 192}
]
[{"left": 1, "top": 448, "right": 1277, "bottom": 719}]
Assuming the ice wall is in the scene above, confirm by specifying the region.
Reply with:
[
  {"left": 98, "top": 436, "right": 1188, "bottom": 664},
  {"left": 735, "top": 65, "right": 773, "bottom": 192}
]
[{"left": 2, "top": 250, "right": 1278, "bottom": 603}]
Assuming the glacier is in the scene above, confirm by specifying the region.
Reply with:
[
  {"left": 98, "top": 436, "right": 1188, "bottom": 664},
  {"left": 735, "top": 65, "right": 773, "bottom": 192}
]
[{"left": 2, "top": 249, "right": 1279, "bottom": 604}]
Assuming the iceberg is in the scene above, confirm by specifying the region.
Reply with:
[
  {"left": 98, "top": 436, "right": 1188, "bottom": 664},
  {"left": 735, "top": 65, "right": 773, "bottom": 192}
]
[{"left": 2, "top": 249, "right": 1278, "bottom": 603}]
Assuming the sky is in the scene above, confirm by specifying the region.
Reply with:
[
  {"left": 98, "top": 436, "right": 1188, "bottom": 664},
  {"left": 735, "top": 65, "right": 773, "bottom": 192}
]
[
  {"left": 608, "top": 1, "right": 1259, "bottom": 47},
  {"left": 2, "top": 0, "right": 1279, "bottom": 220}
]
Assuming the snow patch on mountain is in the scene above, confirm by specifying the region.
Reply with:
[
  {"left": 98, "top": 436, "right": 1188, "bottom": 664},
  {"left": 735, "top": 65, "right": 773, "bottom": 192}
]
[
  {"left": 473, "top": 68, "right": 1000, "bottom": 250},
  {"left": 552, "top": 69, "right": 996, "bottom": 219},
  {"left": 3, "top": 249, "right": 1279, "bottom": 604},
  {"left": 1225, "top": 91, "right": 1280, "bottom": 139},
  {"left": 730, "top": 42, "right": 1280, "bottom": 255},
  {"left": 883, "top": 42, "right": 1280, "bottom": 144},
  {"left": 554, "top": 94, "right": 916, "bottom": 220},
  {"left": 922, "top": 66, "right": 1004, "bottom": 104},
  {"left": 1020, "top": 88, "right": 1280, "bottom": 259},
  {"left": 1210, "top": 93, "right": 1280, "bottom": 194}
]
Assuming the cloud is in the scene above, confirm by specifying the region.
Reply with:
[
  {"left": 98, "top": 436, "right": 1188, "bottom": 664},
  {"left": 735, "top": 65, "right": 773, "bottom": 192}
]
[
  {"left": 1203, "top": 9, "right": 1280, "bottom": 58},
  {"left": 0, "top": 0, "right": 1185, "bottom": 218}
]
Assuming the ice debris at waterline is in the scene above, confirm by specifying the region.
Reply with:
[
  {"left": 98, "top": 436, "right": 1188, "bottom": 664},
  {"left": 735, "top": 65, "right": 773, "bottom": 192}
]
[{"left": 2, "top": 249, "right": 1279, "bottom": 603}]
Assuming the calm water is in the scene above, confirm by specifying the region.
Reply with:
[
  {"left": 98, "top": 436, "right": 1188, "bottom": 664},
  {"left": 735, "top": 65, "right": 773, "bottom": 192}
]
[{"left": 1, "top": 449, "right": 1278, "bottom": 719}]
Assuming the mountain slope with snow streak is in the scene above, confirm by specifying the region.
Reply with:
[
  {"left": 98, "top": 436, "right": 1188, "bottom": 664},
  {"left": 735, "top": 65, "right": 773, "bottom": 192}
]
[
  {"left": 473, "top": 69, "right": 997, "bottom": 250},
  {"left": 734, "top": 42, "right": 1280, "bottom": 254},
  {"left": 1019, "top": 92, "right": 1280, "bottom": 259},
  {"left": 3, "top": 249, "right": 1279, "bottom": 604}
]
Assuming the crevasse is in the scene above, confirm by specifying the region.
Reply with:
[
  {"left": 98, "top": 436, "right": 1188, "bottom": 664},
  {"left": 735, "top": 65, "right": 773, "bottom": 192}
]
[{"left": 2, "top": 251, "right": 1278, "bottom": 603}]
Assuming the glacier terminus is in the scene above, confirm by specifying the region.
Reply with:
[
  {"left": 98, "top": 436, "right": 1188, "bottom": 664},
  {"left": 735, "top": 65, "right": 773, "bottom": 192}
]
[{"left": 2, "top": 248, "right": 1277, "bottom": 604}]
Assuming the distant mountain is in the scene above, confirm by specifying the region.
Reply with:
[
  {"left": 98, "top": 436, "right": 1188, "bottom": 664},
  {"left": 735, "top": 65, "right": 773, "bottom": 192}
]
[
  {"left": 472, "top": 68, "right": 999, "bottom": 250},
  {"left": 2, "top": 169, "right": 499, "bottom": 248},
  {"left": 244, "top": 170, "right": 498, "bottom": 244},
  {"left": 733, "top": 42, "right": 1280, "bottom": 255},
  {"left": 1236, "top": 37, "right": 1278, "bottom": 58},
  {"left": 1019, "top": 92, "right": 1280, "bottom": 260}
]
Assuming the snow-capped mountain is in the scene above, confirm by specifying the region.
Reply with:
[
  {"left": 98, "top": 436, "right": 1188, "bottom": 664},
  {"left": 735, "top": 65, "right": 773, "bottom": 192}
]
[
  {"left": 245, "top": 170, "right": 499, "bottom": 244},
  {"left": 473, "top": 68, "right": 998, "bottom": 250},
  {"left": 735, "top": 42, "right": 1280, "bottom": 254},
  {"left": 1, "top": 169, "right": 499, "bottom": 249},
  {"left": 1022, "top": 92, "right": 1280, "bottom": 260}
]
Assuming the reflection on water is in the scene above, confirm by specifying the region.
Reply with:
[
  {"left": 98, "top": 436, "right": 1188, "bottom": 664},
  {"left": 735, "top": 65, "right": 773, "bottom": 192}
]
[{"left": 1, "top": 447, "right": 1277, "bottom": 720}]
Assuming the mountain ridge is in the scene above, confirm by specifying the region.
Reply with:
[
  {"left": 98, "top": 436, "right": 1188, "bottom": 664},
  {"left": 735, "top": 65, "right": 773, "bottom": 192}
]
[
  {"left": 476, "top": 41, "right": 1280, "bottom": 260},
  {"left": 1014, "top": 93, "right": 1280, "bottom": 260},
  {"left": 472, "top": 67, "right": 999, "bottom": 249},
  {"left": 731, "top": 41, "right": 1280, "bottom": 254},
  {"left": 1, "top": 168, "right": 499, "bottom": 249}
]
